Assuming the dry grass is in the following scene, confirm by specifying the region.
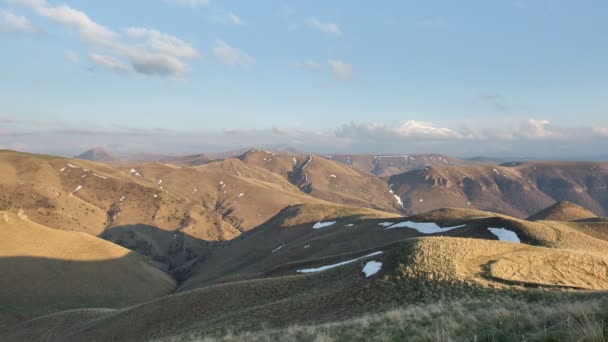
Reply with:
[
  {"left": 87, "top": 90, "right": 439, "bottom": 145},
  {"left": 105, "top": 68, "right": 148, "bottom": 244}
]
[
  {"left": 396, "top": 237, "right": 608, "bottom": 291},
  {"left": 0, "top": 211, "right": 175, "bottom": 316},
  {"left": 528, "top": 201, "right": 598, "bottom": 221},
  {"left": 162, "top": 296, "right": 608, "bottom": 342}
]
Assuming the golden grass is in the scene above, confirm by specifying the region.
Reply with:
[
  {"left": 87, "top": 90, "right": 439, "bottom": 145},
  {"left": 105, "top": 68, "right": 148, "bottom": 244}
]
[
  {"left": 0, "top": 211, "right": 175, "bottom": 316},
  {"left": 157, "top": 296, "right": 608, "bottom": 342}
]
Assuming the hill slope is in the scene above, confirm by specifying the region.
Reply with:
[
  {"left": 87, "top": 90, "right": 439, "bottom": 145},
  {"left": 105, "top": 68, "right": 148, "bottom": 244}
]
[
  {"left": 389, "top": 161, "right": 608, "bottom": 218},
  {"left": 74, "top": 147, "right": 117, "bottom": 162},
  {"left": 527, "top": 200, "right": 599, "bottom": 221},
  {"left": 238, "top": 150, "right": 402, "bottom": 213},
  {"left": 0, "top": 211, "right": 175, "bottom": 319}
]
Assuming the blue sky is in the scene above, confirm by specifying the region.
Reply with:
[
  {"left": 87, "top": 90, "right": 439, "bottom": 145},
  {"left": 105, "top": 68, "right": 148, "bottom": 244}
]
[{"left": 1, "top": 0, "right": 608, "bottom": 157}]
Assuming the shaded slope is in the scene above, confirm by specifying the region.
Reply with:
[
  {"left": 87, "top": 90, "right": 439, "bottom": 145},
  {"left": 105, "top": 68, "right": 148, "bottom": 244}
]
[
  {"left": 389, "top": 161, "right": 608, "bottom": 218},
  {"left": 74, "top": 147, "right": 117, "bottom": 162},
  {"left": 0, "top": 211, "right": 175, "bottom": 318}
]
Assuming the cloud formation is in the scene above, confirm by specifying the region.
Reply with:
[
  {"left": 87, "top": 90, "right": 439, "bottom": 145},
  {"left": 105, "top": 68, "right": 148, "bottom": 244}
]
[
  {"left": 5, "top": 116, "right": 607, "bottom": 159},
  {"left": 10, "top": 0, "right": 200, "bottom": 76},
  {"left": 89, "top": 53, "right": 129, "bottom": 72},
  {"left": 0, "top": 9, "right": 36, "bottom": 32},
  {"left": 307, "top": 17, "right": 342, "bottom": 37},
  {"left": 336, "top": 120, "right": 466, "bottom": 140},
  {"left": 213, "top": 39, "right": 254, "bottom": 67}
]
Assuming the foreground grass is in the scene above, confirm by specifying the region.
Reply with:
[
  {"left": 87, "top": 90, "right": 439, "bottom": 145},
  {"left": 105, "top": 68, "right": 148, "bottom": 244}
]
[{"left": 160, "top": 295, "right": 608, "bottom": 342}]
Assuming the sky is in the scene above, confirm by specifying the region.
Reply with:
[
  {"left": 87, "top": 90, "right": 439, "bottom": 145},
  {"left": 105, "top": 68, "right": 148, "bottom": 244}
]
[{"left": 1, "top": 0, "right": 608, "bottom": 158}]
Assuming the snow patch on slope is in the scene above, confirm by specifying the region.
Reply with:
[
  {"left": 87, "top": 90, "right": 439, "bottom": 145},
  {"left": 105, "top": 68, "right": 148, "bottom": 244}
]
[
  {"left": 487, "top": 227, "right": 521, "bottom": 243},
  {"left": 297, "top": 251, "right": 383, "bottom": 274},
  {"left": 362, "top": 261, "right": 382, "bottom": 277},
  {"left": 386, "top": 221, "right": 466, "bottom": 234},
  {"left": 313, "top": 221, "right": 337, "bottom": 229}
]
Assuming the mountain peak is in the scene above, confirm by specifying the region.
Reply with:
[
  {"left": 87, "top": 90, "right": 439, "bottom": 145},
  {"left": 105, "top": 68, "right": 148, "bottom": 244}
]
[{"left": 74, "top": 147, "right": 117, "bottom": 162}]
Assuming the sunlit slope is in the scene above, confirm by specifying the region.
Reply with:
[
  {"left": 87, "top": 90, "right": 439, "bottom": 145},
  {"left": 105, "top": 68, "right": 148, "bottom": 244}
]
[
  {"left": 0, "top": 211, "right": 175, "bottom": 317},
  {"left": 239, "top": 150, "right": 401, "bottom": 212}
]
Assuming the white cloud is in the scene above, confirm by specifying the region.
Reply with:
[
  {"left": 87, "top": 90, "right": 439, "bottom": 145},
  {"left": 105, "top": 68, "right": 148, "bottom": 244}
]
[
  {"left": 228, "top": 12, "right": 243, "bottom": 25},
  {"left": 328, "top": 60, "right": 353, "bottom": 80},
  {"left": 66, "top": 50, "right": 79, "bottom": 63},
  {"left": 11, "top": 0, "right": 199, "bottom": 76},
  {"left": 0, "top": 9, "right": 36, "bottom": 32},
  {"left": 307, "top": 17, "right": 342, "bottom": 37},
  {"left": 164, "top": 0, "right": 210, "bottom": 8},
  {"left": 123, "top": 27, "right": 199, "bottom": 59},
  {"left": 336, "top": 120, "right": 465, "bottom": 140},
  {"left": 593, "top": 126, "right": 608, "bottom": 137},
  {"left": 89, "top": 53, "right": 129, "bottom": 72},
  {"left": 518, "top": 119, "right": 562, "bottom": 139},
  {"left": 213, "top": 39, "right": 255, "bottom": 67}
]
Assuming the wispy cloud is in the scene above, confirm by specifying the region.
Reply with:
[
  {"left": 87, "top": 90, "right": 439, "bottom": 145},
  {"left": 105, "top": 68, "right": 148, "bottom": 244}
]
[
  {"left": 228, "top": 12, "right": 244, "bottom": 25},
  {"left": 307, "top": 17, "right": 342, "bottom": 37},
  {"left": 0, "top": 9, "right": 36, "bottom": 32},
  {"left": 213, "top": 39, "right": 254, "bottom": 67},
  {"left": 89, "top": 53, "right": 129, "bottom": 73},
  {"left": 328, "top": 60, "right": 354, "bottom": 81},
  {"left": 11, "top": 0, "right": 200, "bottom": 76}
]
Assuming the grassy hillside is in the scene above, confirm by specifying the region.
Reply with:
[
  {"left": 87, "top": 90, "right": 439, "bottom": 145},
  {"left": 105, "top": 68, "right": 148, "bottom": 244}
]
[
  {"left": 528, "top": 200, "right": 598, "bottom": 221},
  {"left": 6, "top": 231, "right": 608, "bottom": 341},
  {"left": 238, "top": 150, "right": 402, "bottom": 213},
  {"left": 0, "top": 211, "right": 175, "bottom": 319},
  {"left": 0, "top": 150, "right": 331, "bottom": 270}
]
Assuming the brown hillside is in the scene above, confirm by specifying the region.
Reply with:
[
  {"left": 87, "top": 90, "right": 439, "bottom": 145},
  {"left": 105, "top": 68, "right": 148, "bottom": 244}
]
[
  {"left": 527, "top": 200, "right": 598, "bottom": 221},
  {"left": 388, "top": 161, "right": 608, "bottom": 218},
  {"left": 239, "top": 150, "right": 402, "bottom": 213},
  {"left": 0, "top": 211, "right": 175, "bottom": 318}
]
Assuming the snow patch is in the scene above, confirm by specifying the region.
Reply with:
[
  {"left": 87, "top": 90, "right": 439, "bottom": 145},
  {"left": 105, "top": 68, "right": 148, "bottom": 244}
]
[
  {"left": 386, "top": 221, "right": 466, "bottom": 234},
  {"left": 156, "top": 179, "right": 163, "bottom": 186},
  {"left": 304, "top": 244, "right": 310, "bottom": 249},
  {"left": 129, "top": 169, "right": 142, "bottom": 177},
  {"left": 73, "top": 185, "right": 82, "bottom": 193},
  {"left": 378, "top": 222, "right": 393, "bottom": 227},
  {"left": 119, "top": 196, "right": 126, "bottom": 202},
  {"left": 313, "top": 221, "right": 337, "bottom": 229},
  {"left": 330, "top": 174, "right": 337, "bottom": 178},
  {"left": 67, "top": 163, "right": 78, "bottom": 168},
  {"left": 297, "top": 251, "right": 383, "bottom": 274},
  {"left": 238, "top": 193, "right": 245, "bottom": 197},
  {"left": 272, "top": 244, "right": 285, "bottom": 253},
  {"left": 487, "top": 227, "right": 521, "bottom": 243},
  {"left": 362, "top": 261, "right": 382, "bottom": 277},
  {"left": 93, "top": 173, "right": 107, "bottom": 179},
  {"left": 345, "top": 223, "right": 354, "bottom": 227},
  {"left": 59, "top": 167, "right": 66, "bottom": 172}
]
